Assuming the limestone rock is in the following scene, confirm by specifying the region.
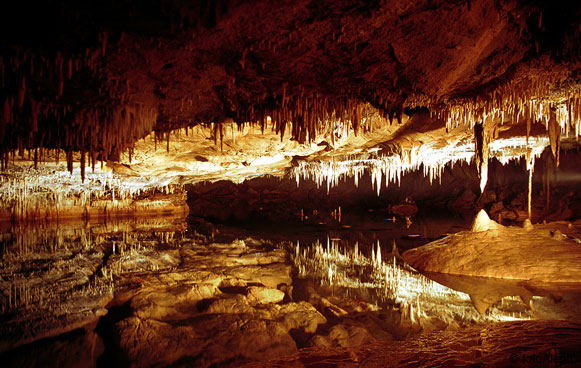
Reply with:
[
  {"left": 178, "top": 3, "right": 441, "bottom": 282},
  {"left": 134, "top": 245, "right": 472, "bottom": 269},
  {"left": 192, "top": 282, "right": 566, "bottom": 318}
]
[
  {"left": 490, "top": 201, "right": 504, "bottom": 214},
  {"left": 278, "top": 301, "right": 327, "bottom": 333},
  {"left": 115, "top": 314, "right": 297, "bottom": 367},
  {"left": 327, "top": 323, "right": 375, "bottom": 348},
  {"left": 551, "top": 229, "right": 564, "bottom": 241},
  {"left": 203, "top": 294, "right": 256, "bottom": 314},
  {"left": 310, "top": 334, "right": 332, "bottom": 348},
  {"left": 131, "top": 283, "right": 219, "bottom": 320},
  {"left": 223, "top": 263, "right": 292, "bottom": 289},
  {"left": 246, "top": 286, "right": 285, "bottom": 305},
  {"left": 403, "top": 222, "right": 581, "bottom": 282}
]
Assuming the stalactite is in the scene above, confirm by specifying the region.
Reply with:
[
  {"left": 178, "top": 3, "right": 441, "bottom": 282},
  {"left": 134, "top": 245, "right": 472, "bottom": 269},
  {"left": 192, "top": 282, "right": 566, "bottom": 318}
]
[
  {"left": 91, "top": 149, "right": 96, "bottom": 173},
  {"left": 0, "top": 51, "right": 160, "bottom": 180},
  {"left": 474, "top": 122, "right": 489, "bottom": 193},
  {"left": 548, "top": 107, "right": 561, "bottom": 167},
  {"left": 526, "top": 118, "right": 531, "bottom": 144},
  {"left": 220, "top": 123, "right": 225, "bottom": 152},
  {"left": 66, "top": 150, "right": 73, "bottom": 174},
  {"left": 213, "top": 123, "right": 219, "bottom": 145},
  {"left": 1, "top": 45, "right": 580, "bottom": 188}
]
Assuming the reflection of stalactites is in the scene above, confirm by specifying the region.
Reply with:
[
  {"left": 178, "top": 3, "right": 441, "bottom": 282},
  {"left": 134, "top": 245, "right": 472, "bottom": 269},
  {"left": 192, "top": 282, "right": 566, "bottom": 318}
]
[
  {"left": 474, "top": 122, "right": 488, "bottom": 193},
  {"left": 80, "top": 150, "right": 86, "bottom": 183},
  {"left": 520, "top": 293, "right": 534, "bottom": 310},
  {"left": 542, "top": 148, "right": 556, "bottom": 210},
  {"left": 548, "top": 108, "right": 561, "bottom": 167}
]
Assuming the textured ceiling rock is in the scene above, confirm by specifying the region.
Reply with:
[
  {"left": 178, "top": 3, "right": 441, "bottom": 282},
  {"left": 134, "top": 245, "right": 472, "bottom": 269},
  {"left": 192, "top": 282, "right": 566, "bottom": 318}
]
[{"left": 0, "top": 0, "right": 580, "bottom": 169}]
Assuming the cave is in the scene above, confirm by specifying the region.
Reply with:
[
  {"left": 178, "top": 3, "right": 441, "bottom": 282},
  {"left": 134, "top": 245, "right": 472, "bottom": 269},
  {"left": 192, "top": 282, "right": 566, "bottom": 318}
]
[{"left": 1, "top": 0, "right": 581, "bottom": 366}]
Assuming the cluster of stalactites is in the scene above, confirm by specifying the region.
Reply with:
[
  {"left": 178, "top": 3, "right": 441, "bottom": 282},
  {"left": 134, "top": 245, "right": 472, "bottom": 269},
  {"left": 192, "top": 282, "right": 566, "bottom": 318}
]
[
  {"left": 0, "top": 169, "right": 183, "bottom": 222},
  {"left": 427, "top": 81, "right": 581, "bottom": 191},
  {"left": 432, "top": 79, "right": 581, "bottom": 135},
  {"left": 293, "top": 141, "right": 475, "bottom": 196},
  {"left": 1, "top": 102, "right": 157, "bottom": 181},
  {"left": 231, "top": 95, "right": 391, "bottom": 145},
  {"left": 0, "top": 48, "right": 158, "bottom": 181},
  {"left": 428, "top": 77, "right": 581, "bottom": 145}
]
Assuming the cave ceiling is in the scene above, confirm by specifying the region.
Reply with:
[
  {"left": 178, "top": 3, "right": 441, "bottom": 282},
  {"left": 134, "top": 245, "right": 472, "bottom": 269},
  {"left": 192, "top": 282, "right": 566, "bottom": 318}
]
[{"left": 0, "top": 0, "right": 580, "bottom": 182}]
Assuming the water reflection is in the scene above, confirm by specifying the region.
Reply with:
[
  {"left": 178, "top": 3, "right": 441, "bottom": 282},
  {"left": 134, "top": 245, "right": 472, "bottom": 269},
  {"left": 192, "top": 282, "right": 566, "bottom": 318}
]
[
  {"left": 290, "top": 236, "right": 581, "bottom": 324},
  {"left": 0, "top": 217, "right": 186, "bottom": 324},
  {"left": 1, "top": 216, "right": 581, "bottom": 367},
  {"left": 423, "top": 271, "right": 581, "bottom": 320}
]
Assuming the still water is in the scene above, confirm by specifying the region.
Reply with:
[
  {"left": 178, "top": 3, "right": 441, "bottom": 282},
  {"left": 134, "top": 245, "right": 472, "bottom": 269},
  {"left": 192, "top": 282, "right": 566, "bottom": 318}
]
[{"left": 1, "top": 209, "right": 580, "bottom": 367}]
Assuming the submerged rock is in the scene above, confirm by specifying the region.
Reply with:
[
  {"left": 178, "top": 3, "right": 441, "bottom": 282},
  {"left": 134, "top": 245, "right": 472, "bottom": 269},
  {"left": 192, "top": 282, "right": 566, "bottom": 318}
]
[
  {"left": 277, "top": 302, "right": 327, "bottom": 334},
  {"left": 328, "top": 323, "right": 375, "bottom": 348},
  {"left": 116, "top": 314, "right": 297, "bottom": 367},
  {"left": 204, "top": 294, "right": 256, "bottom": 314},
  {"left": 104, "top": 237, "right": 306, "bottom": 367},
  {"left": 246, "top": 286, "right": 285, "bottom": 305}
]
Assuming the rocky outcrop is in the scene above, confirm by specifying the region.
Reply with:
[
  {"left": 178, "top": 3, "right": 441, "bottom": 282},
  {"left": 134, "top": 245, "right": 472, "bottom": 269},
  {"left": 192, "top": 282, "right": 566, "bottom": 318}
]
[{"left": 403, "top": 214, "right": 581, "bottom": 282}]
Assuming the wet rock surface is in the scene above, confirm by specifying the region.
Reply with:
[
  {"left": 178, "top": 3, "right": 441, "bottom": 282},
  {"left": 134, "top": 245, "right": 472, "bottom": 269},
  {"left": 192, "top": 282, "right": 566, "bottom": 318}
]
[
  {"left": 0, "top": 218, "right": 186, "bottom": 366},
  {"left": 106, "top": 237, "right": 360, "bottom": 367},
  {"left": 403, "top": 211, "right": 581, "bottom": 282},
  {"left": 0, "top": 231, "right": 113, "bottom": 353},
  {"left": 0, "top": 219, "right": 440, "bottom": 367}
]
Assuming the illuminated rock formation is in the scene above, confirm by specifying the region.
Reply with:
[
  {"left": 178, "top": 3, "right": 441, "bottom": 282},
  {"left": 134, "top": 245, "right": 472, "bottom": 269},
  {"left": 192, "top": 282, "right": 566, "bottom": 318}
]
[
  {"left": 1, "top": 1, "right": 581, "bottom": 367},
  {"left": 0, "top": 0, "right": 579, "bottom": 184}
]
